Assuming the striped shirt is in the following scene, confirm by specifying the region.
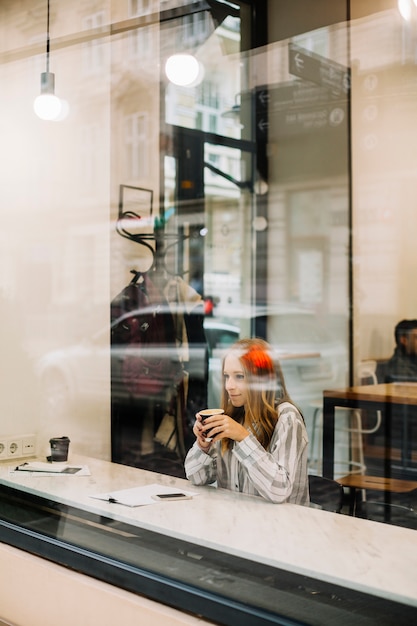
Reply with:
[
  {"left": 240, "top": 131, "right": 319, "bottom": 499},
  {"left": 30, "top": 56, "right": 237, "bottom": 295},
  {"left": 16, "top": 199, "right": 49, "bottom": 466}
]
[{"left": 184, "top": 401, "right": 309, "bottom": 505}]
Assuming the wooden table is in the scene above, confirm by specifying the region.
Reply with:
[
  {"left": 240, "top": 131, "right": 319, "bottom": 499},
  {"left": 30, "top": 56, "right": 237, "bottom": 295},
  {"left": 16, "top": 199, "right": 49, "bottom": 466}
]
[
  {"left": 322, "top": 382, "right": 417, "bottom": 480},
  {"left": 338, "top": 474, "right": 417, "bottom": 516}
]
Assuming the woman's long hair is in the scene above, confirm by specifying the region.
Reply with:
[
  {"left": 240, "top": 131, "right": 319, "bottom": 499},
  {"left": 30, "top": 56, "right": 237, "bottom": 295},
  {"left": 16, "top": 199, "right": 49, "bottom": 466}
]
[{"left": 220, "top": 337, "right": 293, "bottom": 452}]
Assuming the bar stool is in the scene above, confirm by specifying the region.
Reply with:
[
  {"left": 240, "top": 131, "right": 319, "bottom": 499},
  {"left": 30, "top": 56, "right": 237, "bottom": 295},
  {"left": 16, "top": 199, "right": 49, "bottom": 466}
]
[{"left": 309, "top": 360, "right": 382, "bottom": 478}]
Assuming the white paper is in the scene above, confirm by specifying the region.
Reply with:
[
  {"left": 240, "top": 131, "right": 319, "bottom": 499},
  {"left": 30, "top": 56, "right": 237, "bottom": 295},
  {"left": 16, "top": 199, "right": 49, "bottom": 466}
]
[
  {"left": 90, "top": 483, "right": 198, "bottom": 507},
  {"left": 10, "top": 462, "right": 90, "bottom": 476}
]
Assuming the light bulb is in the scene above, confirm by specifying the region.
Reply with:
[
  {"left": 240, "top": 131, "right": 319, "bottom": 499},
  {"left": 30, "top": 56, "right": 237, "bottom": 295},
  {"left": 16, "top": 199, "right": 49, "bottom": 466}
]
[
  {"left": 33, "top": 72, "right": 63, "bottom": 121},
  {"left": 33, "top": 93, "right": 62, "bottom": 120},
  {"left": 165, "top": 54, "right": 204, "bottom": 87}
]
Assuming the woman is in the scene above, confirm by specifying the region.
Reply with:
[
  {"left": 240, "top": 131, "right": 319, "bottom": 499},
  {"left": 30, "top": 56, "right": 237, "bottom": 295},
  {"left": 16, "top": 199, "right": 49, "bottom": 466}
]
[{"left": 184, "top": 338, "right": 309, "bottom": 505}]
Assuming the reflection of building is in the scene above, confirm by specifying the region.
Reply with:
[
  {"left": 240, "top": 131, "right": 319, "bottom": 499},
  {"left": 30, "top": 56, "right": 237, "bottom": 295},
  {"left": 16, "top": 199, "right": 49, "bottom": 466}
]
[
  {"left": 0, "top": 2, "right": 412, "bottom": 355},
  {"left": 0, "top": 0, "right": 409, "bottom": 369}
]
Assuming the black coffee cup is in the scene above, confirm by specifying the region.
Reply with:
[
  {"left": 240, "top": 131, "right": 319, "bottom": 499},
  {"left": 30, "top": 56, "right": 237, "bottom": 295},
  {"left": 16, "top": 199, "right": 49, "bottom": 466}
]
[
  {"left": 49, "top": 436, "right": 70, "bottom": 462},
  {"left": 199, "top": 409, "right": 224, "bottom": 441}
]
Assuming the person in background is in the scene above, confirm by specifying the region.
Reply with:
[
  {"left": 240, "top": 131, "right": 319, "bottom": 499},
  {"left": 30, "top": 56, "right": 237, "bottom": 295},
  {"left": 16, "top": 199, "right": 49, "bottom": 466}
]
[
  {"left": 385, "top": 319, "right": 417, "bottom": 382},
  {"left": 184, "top": 338, "right": 309, "bottom": 505}
]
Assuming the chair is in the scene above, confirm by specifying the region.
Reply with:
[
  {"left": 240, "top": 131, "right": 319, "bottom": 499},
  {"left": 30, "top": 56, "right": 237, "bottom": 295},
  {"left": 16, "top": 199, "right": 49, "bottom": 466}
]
[
  {"left": 333, "top": 362, "right": 417, "bottom": 523},
  {"left": 308, "top": 474, "right": 344, "bottom": 513},
  {"left": 309, "top": 360, "right": 382, "bottom": 478},
  {"left": 346, "top": 360, "right": 382, "bottom": 472}
]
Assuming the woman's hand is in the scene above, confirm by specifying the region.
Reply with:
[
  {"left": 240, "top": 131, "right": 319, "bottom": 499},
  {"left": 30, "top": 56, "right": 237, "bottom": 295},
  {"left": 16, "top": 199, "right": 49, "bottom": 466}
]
[{"left": 199, "top": 412, "right": 249, "bottom": 444}]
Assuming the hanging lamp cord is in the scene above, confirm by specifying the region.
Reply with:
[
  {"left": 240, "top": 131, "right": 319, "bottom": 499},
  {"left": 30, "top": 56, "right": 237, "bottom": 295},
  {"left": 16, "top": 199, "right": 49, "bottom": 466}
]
[{"left": 46, "top": 0, "right": 50, "bottom": 73}]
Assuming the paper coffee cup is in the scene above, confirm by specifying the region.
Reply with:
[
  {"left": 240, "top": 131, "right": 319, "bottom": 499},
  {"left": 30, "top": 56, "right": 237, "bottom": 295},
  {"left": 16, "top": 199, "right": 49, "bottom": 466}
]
[
  {"left": 199, "top": 408, "right": 224, "bottom": 441},
  {"left": 49, "top": 436, "right": 70, "bottom": 462}
]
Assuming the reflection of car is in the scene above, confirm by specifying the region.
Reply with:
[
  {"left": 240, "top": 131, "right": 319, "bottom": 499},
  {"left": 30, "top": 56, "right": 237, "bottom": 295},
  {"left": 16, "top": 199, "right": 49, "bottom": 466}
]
[
  {"left": 36, "top": 316, "right": 239, "bottom": 419},
  {"left": 37, "top": 311, "right": 347, "bottom": 428}
]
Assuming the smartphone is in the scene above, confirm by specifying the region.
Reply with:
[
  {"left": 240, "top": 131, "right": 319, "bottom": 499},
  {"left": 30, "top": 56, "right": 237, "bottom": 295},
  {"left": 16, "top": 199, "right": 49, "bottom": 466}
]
[{"left": 151, "top": 492, "right": 192, "bottom": 501}]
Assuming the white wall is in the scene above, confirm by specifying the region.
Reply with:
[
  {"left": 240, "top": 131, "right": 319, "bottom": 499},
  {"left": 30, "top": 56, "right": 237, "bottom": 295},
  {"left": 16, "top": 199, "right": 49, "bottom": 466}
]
[
  {"left": 0, "top": 1, "right": 161, "bottom": 461},
  {"left": 350, "top": 3, "right": 417, "bottom": 362}
]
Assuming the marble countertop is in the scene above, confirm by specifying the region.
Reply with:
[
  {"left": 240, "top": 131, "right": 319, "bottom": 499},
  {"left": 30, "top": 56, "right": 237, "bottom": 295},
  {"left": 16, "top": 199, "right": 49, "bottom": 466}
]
[{"left": 1, "top": 454, "right": 416, "bottom": 608}]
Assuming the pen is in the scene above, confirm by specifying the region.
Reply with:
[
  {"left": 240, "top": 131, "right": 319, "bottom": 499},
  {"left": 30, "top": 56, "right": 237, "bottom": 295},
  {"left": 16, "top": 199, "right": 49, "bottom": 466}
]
[{"left": 15, "top": 463, "right": 28, "bottom": 471}]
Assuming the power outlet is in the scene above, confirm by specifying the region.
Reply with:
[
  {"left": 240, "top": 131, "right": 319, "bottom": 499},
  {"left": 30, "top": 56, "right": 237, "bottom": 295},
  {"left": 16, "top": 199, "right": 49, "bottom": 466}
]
[
  {"left": 0, "top": 435, "right": 36, "bottom": 461},
  {"left": 22, "top": 435, "right": 36, "bottom": 457},
  {"left": 8, "top": 438, "right": 23, "bottom": 458},
  {"left": 0, "top": 440, "right": 7, "bottom": 460}
]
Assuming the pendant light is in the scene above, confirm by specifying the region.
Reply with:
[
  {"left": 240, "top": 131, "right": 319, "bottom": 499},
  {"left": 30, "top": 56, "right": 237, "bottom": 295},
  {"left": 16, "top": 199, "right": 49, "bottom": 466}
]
[
  {"left": 165, "top": 54, "right": 204, "bottom": 87},
  {"left": 33, "top": 0, "right": 62, "bottom": 120}
]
